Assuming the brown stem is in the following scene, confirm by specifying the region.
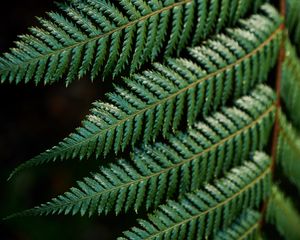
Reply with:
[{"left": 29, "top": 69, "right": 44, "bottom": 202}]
[
  {"left": 271, "top": 26, "right": 285, "bottom": 173},
  {"left": 260, "top": 0, "right": 286, "bottom": 228},
  {"left": 271, "top": 0, "right": 287, "bottom": 173}
]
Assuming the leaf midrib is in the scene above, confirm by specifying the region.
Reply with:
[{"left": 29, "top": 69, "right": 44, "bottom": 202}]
[
  {"left": 237, "top": 221, "right": 260, "bottom": 240},
  {"left": 0, "top": 0, "right": 192, "bottom": 71}
]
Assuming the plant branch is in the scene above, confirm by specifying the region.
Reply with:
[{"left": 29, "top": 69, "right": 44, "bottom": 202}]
[
  {"left": 271, "top": 0, "right": 286, "bottom": 173},
  {"left": 261, "top": 0, "right": 286, "bottom": 229}
]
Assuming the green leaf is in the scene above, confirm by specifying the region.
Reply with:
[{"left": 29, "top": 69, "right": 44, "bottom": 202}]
[
  {"left": 281, "top": 40, "right": 300, "bottom": 130},
  {"left": 5, "top": 85, "right": 275, "bottom": 217},
  {"left": 119, "top": 152, "right": 272, "bottom": 239},
  {"left": 287, "top": 0, "right": 300, "bottom": 54},
  {"left": 266, "top": 185, "right": 300, "bottom": 240},
  {"left": 277, "top": 112, "right": 300, "bottom": 192},
  {"left": 8, "top": 8, "right": 282, "bottom": 179},
  {"left": 215, "top": 209, "right": 261, "bottom": 240},
  {"left": 0, "top": 0, "right": 267, "bottom": 85}
]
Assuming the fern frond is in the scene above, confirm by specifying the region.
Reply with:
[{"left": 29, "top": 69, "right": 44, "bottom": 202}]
[
  {"left": 266, "top": 185, "right": 300, "bottom": 240},
  {"left": 9, "top": 9, "right": 282, "bottom": 179},
  {"left": 215, "top": 209, "right": 261, "bottom": 240},
  {"left": 277, "top": 112, "right": 300, "bottom": 192},
  {"left": 6, "top": 85, "right": 276, "bottom": 217},
  {"left": 281, "top": 40, "right": 300, "bottom": 130},
  {"left": 287, "top": 0, "right": 300, "bottom": 54},
  {"left": 0, "top": 0, "right": 267, "bottom": 85},
  {"left": 119, "top": 152, "right": 271, "bottom": 240}
]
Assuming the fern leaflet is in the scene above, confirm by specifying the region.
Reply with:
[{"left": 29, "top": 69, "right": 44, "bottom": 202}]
[
  {"left": 277, "top": 112, "right": 300, "bottom": 192},
  {"left": 0, "top": 0, "right": 266, "bottom": 85},
  {"left": 215, "top": 210, "right": 261, "bottom": 240},
  {"left": 8, "top": 7, "right": 282, "bottom": 179},
  {"left": 287, "top": 0, "right": 300, "bottom": 54},
  {"left": 5, "top": 85, "right": 275, "bottom": 217},
  {"left": 119, "top": 152, "right": 271, "bottom": 240},
  {"left": 281, "top": 40, "right": 300, "bottom": 130},
  {"left": 266, "top": 186, "right": 300, "bottom": 240}
]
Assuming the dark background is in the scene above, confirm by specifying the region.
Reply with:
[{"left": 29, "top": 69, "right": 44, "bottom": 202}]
[{"left": 0, "top": 1, "right": 137, "bottom": 239}]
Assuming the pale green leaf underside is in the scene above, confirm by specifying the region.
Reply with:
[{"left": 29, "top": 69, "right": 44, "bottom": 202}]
[
  {"left": 120, "top": 152, "right": 271, "bottom": 240},
  {"left": 215, "top": 209, "right": 261, "bottom": 240},
  {"left": 6, "top": 85, "right": 275, "bottom": 218},
  {"left": 266, "top": 186, "right": 300, "bottom": 240},
  {"left": 0, "top": 0, "right": 266, "bottom": 85},
  {"left": 9, "top": 6, "right": 282, "bottom": 179}
]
